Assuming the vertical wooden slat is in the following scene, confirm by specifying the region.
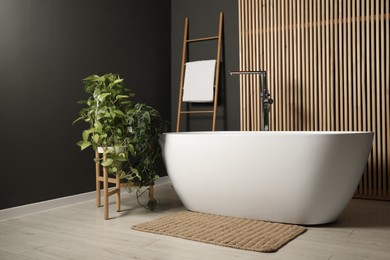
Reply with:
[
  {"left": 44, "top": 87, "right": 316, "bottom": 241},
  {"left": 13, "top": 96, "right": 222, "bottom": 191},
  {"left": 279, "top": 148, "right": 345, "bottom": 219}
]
[
  {"left": 254, "top": 0, "right": 258, "bottom": 130},
  {"left": 365, "top": 0, "right": 371, "bottom": 195},
  {"left": 243, "top": 0, "right": 247, "bottom": 131},
  {"left": 293, "top": 0, "right": 298, "bottom": 130},
  {"left": 335, "top": 0, "right": 340, "bottom": 131},
  {"left": 277, "top": 0, "right": 283, "bottom": 130},
  {"left": 299, "top": 0, "right": 304, "bottom": 130},
  {"left": 285, "top": 0, "right": 289, "bottom": 130},
  {"left": 375, "top": 0, "right": 381, "bottom": 196},
  {"left": 370, "top": 0, "right": 376, "bottom": 195},
  {"left": 243, "top": 0, "right": 248, "bottom": 130},
  {"left": 379, "top": 1, "right": 389, "bottom": 196},
  {"left": 313, "top": 0, "right": 316, "bottom": 131},
  {"left": 248, "top": 0, "right": 253, "bottom": 130},
  {"left": 318, "top": 0, "right": 323, "bottom": 131},
  {"left": 256, "top": 0, "right": 260, "bottom": 131},
  {"left": 240, "top": 0, "right": 245, "bottom": 131},
  {"left": 281, "top": 0, "right": 286, "bottom": 130},
  {"left": 352, "top": 0, "right": 357, "bottom": 132},
  {"left": 254, "top": 0, "right": 259, "bottom": 131},
  {"left": 304, "top": 0, "right": 309, "bottom": 131},
  {"left": 265, "top": 0, "right": 270, "bottom": 130},
  {"left": 309, "top": 0, "right": 314, "bottom": 130},
  {"left": 238, "top": 0, "right": 243, "bottom": 130},
  {"left": 326, "top": 0, "right": 331, "bottom": 131},
  {"left": 290, "top": 0, "right": 294, "bottom": 130},
  {"left": 357, "top": 0, "right": 363, "bottom": 194},
  {"left": 297, "top": 0, "right": 302, "bottom": 130},
  {"left": 273, "top": 0, "right": 277, "bottom": 130},
  {"left": 322, "top": 0, "right": 326, "bottom": 130},
  {"left": 347, "top": 0, "right": 353, "bottom": 131},
  {"left": 342, "top": 0, "right": 347, "bottom": 131},
  {"left": 248, "top": 0, "right": 253, "bottom": 131},
  {"left": 260, "top": 0, "right": 265, "bottom": 130},
  {"left": 362, "top": 0, "right": 368, "bottom": 196},
  {"left": 273, "top": 0, "right": 279, "bottom": 130},
  {"left": 330, "top": 0, "right": 334, "bottom": 131},
  {"left": 386, "top": 0, "right": 390, "bottom": 198},
  {"left": 267, "top": 0, "right": 272, "bottom": 131}
]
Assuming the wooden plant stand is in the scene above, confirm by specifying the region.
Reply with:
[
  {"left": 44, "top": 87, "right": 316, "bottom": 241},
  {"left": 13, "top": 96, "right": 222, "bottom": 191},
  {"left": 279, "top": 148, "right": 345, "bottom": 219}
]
[{"left": 95, "top": 151, "right": 155, "bottom": 220}]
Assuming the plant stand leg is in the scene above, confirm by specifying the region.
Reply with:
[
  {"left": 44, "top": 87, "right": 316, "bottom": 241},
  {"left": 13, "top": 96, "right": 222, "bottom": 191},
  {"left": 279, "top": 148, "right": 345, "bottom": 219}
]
[
  {"left": 96, "top": 149, "right": 121, "bottom": 220},
  {"left": 116, "top": 174, "right": 120, "bottom": 212},
  {"left": 103, "top": 153, "right": 109, "bottom": 220},
  {"left": 149, "top": 185, "right": 155, "bottom": 200},
  {"left": 95, "top": 151, "right": 101, "bottom": 207}
]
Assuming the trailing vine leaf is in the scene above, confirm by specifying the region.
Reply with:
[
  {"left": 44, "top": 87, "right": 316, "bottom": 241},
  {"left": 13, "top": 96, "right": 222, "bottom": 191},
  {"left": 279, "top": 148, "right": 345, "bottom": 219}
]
[
  {"left": 77, "top": 140, "right": 91, "bottom": 150},
  {"left": 101, "top": 158, "right": 113, "bottom": 167}
]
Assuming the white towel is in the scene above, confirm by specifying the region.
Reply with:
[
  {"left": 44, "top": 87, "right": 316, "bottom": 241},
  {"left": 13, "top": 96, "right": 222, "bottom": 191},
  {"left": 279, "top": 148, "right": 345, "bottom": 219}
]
[{"left": 182, "top": 60, "right": 216, "bottom": 102}]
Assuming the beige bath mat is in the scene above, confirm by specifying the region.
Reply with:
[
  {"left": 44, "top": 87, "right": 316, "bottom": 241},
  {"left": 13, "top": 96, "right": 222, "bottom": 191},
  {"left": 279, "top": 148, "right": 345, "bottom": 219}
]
[{"left": 132, "top": 211, "right": 306, "bottom": 253}]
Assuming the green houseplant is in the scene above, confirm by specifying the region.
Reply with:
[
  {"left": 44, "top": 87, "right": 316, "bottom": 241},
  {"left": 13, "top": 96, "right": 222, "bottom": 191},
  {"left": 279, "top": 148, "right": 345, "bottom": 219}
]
[
  {"left": 73, "top": 73, "right": 167, "bottom": 210},
  {"left": 126, "top": 103, "right": 168, "bottom": 209}
]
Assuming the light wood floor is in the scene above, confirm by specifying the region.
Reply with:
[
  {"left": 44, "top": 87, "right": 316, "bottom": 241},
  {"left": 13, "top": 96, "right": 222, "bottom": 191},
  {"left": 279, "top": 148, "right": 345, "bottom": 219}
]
[{"left": 1, "top": 177, "right": 390, "bottom": 260}]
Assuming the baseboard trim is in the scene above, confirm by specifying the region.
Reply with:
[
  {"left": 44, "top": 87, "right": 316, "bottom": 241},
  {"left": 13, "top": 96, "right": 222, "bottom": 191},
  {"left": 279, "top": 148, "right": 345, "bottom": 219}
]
[{"left": 0, "top": 176, "right": 169, "bottom": 221}]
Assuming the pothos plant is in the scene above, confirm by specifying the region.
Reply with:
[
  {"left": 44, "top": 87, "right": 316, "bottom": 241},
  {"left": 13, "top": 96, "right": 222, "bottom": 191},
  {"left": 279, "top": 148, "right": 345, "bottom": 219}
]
[
  {"left": 73, "top": 73, "right": 167, "bottom": 210},
  {"left": 126, "top": 103, "right": 168, "bottom": 210}
]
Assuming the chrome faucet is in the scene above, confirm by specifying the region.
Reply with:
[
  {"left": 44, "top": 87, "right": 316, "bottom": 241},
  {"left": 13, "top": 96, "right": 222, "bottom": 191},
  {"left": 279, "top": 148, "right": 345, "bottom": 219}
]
[{"left": 229, "top": 70, "right": 273, "bottom": 131}]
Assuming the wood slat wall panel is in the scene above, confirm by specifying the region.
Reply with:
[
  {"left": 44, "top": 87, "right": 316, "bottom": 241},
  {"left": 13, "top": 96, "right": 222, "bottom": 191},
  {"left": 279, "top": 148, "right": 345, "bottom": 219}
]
[{"left": 238, "top": 0, "right": 390, "bottom": 200}]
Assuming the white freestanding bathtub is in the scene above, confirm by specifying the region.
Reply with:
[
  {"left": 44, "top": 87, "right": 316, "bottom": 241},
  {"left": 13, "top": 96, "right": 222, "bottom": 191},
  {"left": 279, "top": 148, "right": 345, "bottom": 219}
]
[{"left": 159, "top": 131, "right": 373, "bottom": 225}]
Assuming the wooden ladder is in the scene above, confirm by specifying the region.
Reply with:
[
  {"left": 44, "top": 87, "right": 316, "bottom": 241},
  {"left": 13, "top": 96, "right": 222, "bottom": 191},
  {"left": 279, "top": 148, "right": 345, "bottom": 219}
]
[{"left": 176, "top": 12, "right": 223, "bottom": 132}]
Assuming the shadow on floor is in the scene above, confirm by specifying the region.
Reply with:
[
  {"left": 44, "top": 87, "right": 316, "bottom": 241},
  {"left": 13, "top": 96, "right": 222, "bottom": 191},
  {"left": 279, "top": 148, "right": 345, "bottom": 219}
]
[{"left": 324, "top": 199, "right": 390, "bottom": 228}]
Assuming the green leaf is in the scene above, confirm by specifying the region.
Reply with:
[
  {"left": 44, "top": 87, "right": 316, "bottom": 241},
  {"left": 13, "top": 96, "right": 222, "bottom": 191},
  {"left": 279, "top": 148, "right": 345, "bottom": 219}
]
[
  {"left": 82, "top": 129, "right": 94, "bottom": 141},
  {"left": 83, "top": 74, "right": 99, "bottom": 81},
  {"left": 94, "top": 121, "right": 102, "bottom": 132},
  {"left": 113, "top": 110, "right": 125, "bottom": 117},
  {"left": 101, "top": 158, "right": 113, "bottom": 167},
  {"left": 82, "top": 130, "right": 89, "bottom": 141},
  {"left": 77, "top": 140, "right": 91, "bottom": 150},
  {"left": 104, "top": 111, "right": 111, "bottom": 118},
  {"left": 116, "top": 95, "right": 129, "bottom": 99},
  {"left": 114, "top": 78, "right": 124, "bottom": 84},
  {"left": 92, "top": 134, "right": 99, "bottom": 143},
  {"left": 128, "top": 144, "right": 135, "bottom": 155},
  {"left": 115, "top": 154, "right": 128, "bottom": 162},
  {"left": 131, "top": 167, "right": 140, "bottom": 178},
  {"left": 98, "top": 93, "right": 111, "bottom": 102},
  {"left": 120, "top": 101, "right": 132, "bottom": 105}
]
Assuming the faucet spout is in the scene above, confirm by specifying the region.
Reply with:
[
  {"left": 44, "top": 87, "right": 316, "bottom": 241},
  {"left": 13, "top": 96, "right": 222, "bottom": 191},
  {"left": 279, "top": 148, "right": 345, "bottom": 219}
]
[{"left": 229, "top": 70, "right": 273, "bottom": 131}]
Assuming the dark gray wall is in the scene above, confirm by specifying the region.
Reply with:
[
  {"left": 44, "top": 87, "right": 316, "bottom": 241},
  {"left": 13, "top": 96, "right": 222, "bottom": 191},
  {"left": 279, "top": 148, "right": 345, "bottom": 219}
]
[
  {"left": 0, "top": 0, "right": 170, "bottom": 210},
  {"left": 171, "top": 0, "right": 239, "bottom": 131}
]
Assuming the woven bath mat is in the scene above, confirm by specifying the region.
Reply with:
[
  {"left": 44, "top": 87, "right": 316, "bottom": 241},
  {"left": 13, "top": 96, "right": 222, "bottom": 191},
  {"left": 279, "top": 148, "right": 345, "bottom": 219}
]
[{"left": 132, "top": 211, "right": 306, "bottom": 253}]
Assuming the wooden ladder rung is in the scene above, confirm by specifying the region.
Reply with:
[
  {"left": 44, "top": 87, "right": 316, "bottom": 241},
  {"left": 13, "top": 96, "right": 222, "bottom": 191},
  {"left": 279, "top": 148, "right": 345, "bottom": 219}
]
[
  {"left": 180, "top": 110, "right": 214, "bottom": 114},
  {"left": 187, "top": 36, "right": 219, "bottom": 43}
]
